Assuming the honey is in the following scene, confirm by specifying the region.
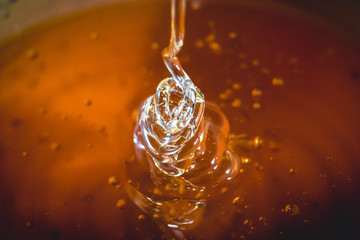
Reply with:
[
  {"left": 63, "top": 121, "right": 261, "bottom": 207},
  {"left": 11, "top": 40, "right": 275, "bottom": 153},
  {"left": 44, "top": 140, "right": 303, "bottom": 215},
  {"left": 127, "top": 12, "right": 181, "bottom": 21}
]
[{"left": 0, "top": 1, "right": 360, "bottom": 239}]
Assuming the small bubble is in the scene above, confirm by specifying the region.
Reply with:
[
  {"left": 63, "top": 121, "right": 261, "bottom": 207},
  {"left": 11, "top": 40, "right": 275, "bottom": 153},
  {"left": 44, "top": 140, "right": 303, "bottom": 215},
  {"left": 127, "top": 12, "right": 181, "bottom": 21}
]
[
  {"left": 289, "top": 57, "right": 299, "bottom": 64},
  {"left": 252, "top": 102, "right": 261, "bottom": 109},
  {"left": 138, "top": 214, "right": 145, "bottom": 220},
  {"left": 153, "top": 187, "right": 162, "bottom": 195},
  {"left": 251, "top": 60, "right": 260, "bottom": 66},
  {"left": 151, "top": 42, "right": 159, "bottom": 50},
  {"left": 153, "top": 213, "right": 160, "bottom": 219},
  {"left": 228, "top": 31, "right": 237, "bottom": 39},
  {"left": 90, "top": 32, "right": 100, "bottom": 40},
  {"left": 238, "top": 52, "right": 246, "bottom": 58},
  {"left": 252, "top": 136, "right": 263, "bottom": 148},
  {"left": 304, "top": 219, "right": 310, "bottom": 224},
  {"left": 26, "top": 221, "right": 34, "bottom": 228},
  {"left": 209, "top": 42, "right": 221, "bottom": 53},
  {"left": 257, "top": 165, "right": 264, "bottom": 171},
  {"left": 60, "top": 115, "right": 68, "bottom": 121},
  {"left": 25, "top": 49, "right": 38, "bottom": 60},
  {"left": 84, "top": 99, "right": 92, "bottom": 106},
  {"left": 318, "top": 173, "right": 327, "bottom": 179},
  {"left": 50, "top": 142, "right": 61, "bottom": 151},
  {"left": 178, "top": 182, "right": 185, "bottom": 194},
  {"left": 219, "top": 93, "right": 228, "bottom": 99},
  {"left": 229, "top": 83, "right": 240, "bottom": 92},
  {"left": 272, "top": 77, "right": 285, "bottom": 86},
  {"left": 326, "top": 156, "right": 334, "bottom": 161},
  {"left": 116, "top": 199, "right": 126, "bottom": 209},
  {"left": 240, "top": 235, "right": 246, "bottom": 240},
  {"left": 207, "top": 20, "right": 215, "bottom": 27},
  {"left": 195, "top": 191, "right": 204, "bottom": 199},
  {"left": 289, "top": 168, "right": 296, "bottom": 174},
  {"left": 243, "top": 219, "right": 253, "bottom": 226},
  {"left": 225, "top": 89, "right": 232, "bottom": 95},
  {"left": 0, "top": 6, "right": 10, "bottom": 19},
  {"left": 260, "top": 67, "right": 270, "bottom": 75},
  {"left": 232, "top": 196, "right": 243, "bottom": 205},
  {"left": 195, "top": 39, "right": 204, "bottom": 48},
  {"left": 345, "top": 176, "right": 352, "bottom": 182},
  {"left": 241, "top": 157, "right": 250, "bottom": 165},
  {"left": 190, "top": 0, "right": 202, "bottom": 10},
  {"left": 325, "top": 48, "right": 335, "bottom": 56},
  {"left": 283, "top": 204, "right": 300, "bottom": 216},
  {"left": 258, "top": 216, "right": 268, "bottom": 225},
  {"left": 251, "top": 89, "right": 263, "bottom": 97},
  {"left": 108, "top": 176, "right": 120, "bottom": 186},
  {"left": 87, "top": 143, "right": 93, "bottom": 149},
  {"left": 231, "top": 99, "right": 242, "bottom": 108},
  {"left": 220, "top": 187, "right": 228, "bottom": 194},
  {"left": 239, "top": 62, "right": 247, "bottom": 69},
  {"left": 22, "top": 151, "right": 29, "bottom": 157},
  {"left": 205, "top": 33, "right": 215, "bottom": 42},
  {"left": 37, "top": 107, "right": 47, "bottom": 115},
  {"left": 269, "top": 141, "right": 280, "bottom": 151}
]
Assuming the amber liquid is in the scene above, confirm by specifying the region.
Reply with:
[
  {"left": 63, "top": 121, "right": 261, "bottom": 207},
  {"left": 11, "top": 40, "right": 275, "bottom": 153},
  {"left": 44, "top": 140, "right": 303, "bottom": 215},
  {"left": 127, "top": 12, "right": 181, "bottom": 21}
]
[{"left": 0, "top": 1, "right": 360, "bottom": 239}]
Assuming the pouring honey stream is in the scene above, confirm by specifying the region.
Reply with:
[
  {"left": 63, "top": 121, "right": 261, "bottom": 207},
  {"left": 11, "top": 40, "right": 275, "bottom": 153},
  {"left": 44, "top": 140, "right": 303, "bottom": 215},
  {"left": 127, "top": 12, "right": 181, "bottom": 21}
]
[{"left": 0, "top": 0, "right": 359, "bottom": 239}]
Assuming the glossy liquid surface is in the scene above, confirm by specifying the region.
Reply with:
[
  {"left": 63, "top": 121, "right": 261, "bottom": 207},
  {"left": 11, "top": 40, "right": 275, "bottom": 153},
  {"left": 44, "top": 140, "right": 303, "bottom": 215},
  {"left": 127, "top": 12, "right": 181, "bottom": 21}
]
[{"left": 0, "top": 1, "right": 360, "bottom": 239}]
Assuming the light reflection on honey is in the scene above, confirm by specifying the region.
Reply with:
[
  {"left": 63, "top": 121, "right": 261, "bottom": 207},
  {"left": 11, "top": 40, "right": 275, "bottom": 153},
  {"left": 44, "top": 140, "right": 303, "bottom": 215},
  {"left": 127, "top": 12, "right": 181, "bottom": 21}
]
[{"left": 0, "top": 1, "right": 360, "bottom": 239}]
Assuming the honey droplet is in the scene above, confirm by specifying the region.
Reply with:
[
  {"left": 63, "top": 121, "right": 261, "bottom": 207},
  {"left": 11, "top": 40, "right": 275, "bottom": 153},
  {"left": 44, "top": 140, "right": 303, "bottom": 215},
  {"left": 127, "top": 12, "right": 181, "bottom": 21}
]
[
  {"left": 108, "top": 176, "right": 120, "bottom": 186},
  {"left": 116, "top": 199, "right": 126, "bottom": 209},
  {"left": 153, "top": 213, "right": 160, "bottom": 219},
  {"left": 283, "top": 204, "right": 300, "bottom": 216},
  {"left": 138, "top": 214, "right": 145, "bottom": 220}
]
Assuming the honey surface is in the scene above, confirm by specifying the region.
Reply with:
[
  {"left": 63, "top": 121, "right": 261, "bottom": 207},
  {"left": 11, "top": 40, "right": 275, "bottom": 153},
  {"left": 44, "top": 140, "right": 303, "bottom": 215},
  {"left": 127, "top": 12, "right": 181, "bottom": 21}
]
[{"left": 0, "top": 1, "right": 360, "bottom": 239}]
